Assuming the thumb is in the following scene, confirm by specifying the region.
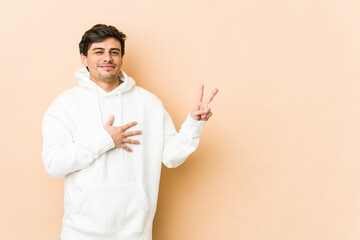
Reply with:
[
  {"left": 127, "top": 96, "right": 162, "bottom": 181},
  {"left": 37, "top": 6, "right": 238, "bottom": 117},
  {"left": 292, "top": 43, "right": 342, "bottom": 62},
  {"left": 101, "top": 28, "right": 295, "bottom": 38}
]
[
  {"left": 191, "top": 109, "right": 205, "bottom": 116},
  {"left": 190, "top": 109, "right": 205, "bottom": 119},
  {"left": 105, "top": 114, "right": 115, "bottom": 127}
]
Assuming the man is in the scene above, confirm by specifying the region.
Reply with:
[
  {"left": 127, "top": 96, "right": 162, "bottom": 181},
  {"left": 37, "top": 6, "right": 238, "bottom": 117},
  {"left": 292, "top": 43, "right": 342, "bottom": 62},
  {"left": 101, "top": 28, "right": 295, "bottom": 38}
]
[{"left": 42, "top": 24, "right": 218, "bottom": 240}]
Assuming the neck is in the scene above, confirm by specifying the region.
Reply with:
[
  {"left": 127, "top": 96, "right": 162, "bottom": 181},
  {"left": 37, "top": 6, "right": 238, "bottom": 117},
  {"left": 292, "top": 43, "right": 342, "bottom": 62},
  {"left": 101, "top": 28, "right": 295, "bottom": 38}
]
[{"left": 90, "top": 72, "right": 125, "bottom": 93}]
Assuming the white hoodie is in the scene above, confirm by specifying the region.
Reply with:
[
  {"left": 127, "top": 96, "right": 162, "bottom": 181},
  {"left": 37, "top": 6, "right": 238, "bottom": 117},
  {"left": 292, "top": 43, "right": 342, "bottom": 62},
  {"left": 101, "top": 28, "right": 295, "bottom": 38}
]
[{"left": 41, "top": 68, "right": 206, "bottom": 240}]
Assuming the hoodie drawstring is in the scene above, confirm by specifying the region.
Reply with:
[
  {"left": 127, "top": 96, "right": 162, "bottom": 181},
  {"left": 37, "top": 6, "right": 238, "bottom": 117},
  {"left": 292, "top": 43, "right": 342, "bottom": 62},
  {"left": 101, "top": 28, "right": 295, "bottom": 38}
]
[
  {"left": 118, "top": 92, "right": 124, "bottom": 161},
  {"left": 95, "top": 86, "right": 105, "bottom": 128},
  {"left": 75, "top": 68, "right": 135, "bottom": 163},
  {"left": 94, "top": 86, "right": 124, "bottom": 162}
]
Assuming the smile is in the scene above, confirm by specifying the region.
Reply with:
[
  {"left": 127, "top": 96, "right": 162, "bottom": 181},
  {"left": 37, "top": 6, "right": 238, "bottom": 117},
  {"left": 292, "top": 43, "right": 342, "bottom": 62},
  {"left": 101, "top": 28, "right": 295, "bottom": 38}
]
[{"left": 99, "top": 65, "right": 116, "bottom": 70}]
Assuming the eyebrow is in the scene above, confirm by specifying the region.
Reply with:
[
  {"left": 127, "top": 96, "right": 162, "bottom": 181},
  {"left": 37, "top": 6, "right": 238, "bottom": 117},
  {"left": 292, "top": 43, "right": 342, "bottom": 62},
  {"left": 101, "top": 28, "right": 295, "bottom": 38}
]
[{"left": 92, "top": 47, "right": 121, "bottom": 52}]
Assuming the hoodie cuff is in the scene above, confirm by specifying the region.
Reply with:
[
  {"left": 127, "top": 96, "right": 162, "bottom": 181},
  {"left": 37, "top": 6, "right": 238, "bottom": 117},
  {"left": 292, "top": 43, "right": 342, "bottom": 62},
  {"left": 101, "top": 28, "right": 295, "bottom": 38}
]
[
  {"left": 87, "top": 128, "right": 115, "bottom": 159},
  {"left": 180, "top": 114, "right": 207, "bottom": 138}
]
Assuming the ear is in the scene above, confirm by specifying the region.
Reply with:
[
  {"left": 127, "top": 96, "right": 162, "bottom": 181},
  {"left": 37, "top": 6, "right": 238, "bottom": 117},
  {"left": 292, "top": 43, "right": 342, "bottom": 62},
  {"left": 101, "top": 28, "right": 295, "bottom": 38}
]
[{"left": 80, "top": 53, "right": 88, "bottom": 67}]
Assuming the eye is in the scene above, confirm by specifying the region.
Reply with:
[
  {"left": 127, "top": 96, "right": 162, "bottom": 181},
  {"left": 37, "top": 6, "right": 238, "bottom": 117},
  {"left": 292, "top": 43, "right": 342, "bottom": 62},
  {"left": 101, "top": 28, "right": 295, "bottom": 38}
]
[
  {"left": 111, "top": 51, "right": 120, "bottom": 55},
  {"left": 95, "top": 51, "right": 103, "bottom": 54}
]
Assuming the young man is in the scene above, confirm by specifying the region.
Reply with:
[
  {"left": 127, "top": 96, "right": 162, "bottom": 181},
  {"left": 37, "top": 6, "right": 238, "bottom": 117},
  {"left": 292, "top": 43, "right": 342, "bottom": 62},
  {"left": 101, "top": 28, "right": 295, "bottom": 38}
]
[{"left": 42, "top": 24, "right": 218, "bottom": 240}]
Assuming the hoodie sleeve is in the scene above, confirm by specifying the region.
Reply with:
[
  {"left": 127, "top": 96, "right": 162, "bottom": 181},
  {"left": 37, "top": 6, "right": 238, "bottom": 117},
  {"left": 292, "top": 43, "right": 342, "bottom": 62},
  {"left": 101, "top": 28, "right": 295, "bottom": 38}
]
[
  {"left": 162, "top": 108, "right": 206, "bottom": 168},
  {"left": 41, "top": 98, "right": 115, "bottom": 178}
]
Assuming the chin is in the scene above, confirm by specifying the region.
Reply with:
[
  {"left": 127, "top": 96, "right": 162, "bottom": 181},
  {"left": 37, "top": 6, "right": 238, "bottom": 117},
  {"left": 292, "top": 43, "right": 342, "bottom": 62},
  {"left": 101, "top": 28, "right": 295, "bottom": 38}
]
[{"left": 99, "top": 75, "right": 117, "bottom": 81}]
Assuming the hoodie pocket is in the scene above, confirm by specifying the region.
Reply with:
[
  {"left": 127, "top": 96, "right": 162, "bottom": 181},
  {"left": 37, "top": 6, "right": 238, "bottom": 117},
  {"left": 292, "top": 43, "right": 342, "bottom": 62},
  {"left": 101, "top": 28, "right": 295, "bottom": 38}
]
[{"left": 71, "top": 182, "right": 149, "bottom": 235}]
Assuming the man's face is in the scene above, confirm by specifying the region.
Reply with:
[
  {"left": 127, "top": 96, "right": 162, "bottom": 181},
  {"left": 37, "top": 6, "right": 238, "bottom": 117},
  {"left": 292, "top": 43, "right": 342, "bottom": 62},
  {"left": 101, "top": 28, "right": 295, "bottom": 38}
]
[{"left": 81, "top": 37, "right": 123, "bottom": 83}]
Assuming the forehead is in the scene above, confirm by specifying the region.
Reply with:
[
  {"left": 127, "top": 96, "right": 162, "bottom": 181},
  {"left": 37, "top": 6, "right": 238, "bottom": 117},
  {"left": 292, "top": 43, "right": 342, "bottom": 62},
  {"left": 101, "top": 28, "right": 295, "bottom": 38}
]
[{"left": 89, "top": 37, "right": 121, "bottom": 49}]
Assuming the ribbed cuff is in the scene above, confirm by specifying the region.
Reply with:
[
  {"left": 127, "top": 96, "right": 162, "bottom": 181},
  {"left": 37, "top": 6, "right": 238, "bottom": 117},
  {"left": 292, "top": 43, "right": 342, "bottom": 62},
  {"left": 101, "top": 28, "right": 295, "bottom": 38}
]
[
  {"left": 86, "top": 128, "right": 115, "bottom": 159},
  {"left": 180, "top": 114, "right": 207, "bottom": 138}
]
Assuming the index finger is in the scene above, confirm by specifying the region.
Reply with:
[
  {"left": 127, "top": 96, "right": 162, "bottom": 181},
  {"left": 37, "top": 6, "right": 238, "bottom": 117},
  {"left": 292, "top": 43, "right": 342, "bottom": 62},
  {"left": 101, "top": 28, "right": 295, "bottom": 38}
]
[
  {"left": 205, "top": 88, "right": 218, "bottom": 104},
  {"left": 197, "top": 85, "right": 204, "bottom": 103},
  {"left": 121, "top": 121, "right": 138, "bottom": 131}
]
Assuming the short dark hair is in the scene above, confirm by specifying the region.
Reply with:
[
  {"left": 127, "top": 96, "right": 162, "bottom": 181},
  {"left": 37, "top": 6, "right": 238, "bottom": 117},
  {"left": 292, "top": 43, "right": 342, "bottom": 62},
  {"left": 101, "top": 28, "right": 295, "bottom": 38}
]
[{"left": 79, "top": 24, "right": 127, "bottom": 56}]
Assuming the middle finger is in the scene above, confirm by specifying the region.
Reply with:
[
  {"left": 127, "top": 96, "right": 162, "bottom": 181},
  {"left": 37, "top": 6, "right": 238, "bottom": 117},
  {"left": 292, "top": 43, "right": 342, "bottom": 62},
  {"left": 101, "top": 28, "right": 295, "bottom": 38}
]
[{"left": 123, "top": 130, "right": 142, "bottom": 137}]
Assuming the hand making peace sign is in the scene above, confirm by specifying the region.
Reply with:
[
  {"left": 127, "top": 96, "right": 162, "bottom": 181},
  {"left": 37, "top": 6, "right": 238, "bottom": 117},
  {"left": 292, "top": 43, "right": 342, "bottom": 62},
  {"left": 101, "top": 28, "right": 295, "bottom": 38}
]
[{"left": 190, "top": 85, "right": 218, "bottom": 121}]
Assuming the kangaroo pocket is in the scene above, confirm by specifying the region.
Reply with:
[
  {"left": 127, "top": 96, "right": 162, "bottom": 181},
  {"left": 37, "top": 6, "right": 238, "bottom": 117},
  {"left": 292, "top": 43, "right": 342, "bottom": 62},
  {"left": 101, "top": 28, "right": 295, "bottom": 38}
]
[{"left": 71, "top": 182, "right": 149, "bottom": 236}]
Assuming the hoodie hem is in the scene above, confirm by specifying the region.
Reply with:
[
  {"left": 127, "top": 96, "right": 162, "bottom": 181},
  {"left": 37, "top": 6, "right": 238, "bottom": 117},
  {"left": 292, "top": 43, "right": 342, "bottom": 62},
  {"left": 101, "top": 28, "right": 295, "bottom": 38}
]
[{"left": 61, "top": 223, "right": 152, "bottom": 240}]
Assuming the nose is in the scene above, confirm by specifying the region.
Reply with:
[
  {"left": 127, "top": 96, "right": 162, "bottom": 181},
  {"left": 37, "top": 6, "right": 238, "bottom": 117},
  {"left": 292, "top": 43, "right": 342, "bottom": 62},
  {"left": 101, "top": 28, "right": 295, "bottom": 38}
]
[{"left": 103, "top": 51, "right": 112, "bottom": 62}]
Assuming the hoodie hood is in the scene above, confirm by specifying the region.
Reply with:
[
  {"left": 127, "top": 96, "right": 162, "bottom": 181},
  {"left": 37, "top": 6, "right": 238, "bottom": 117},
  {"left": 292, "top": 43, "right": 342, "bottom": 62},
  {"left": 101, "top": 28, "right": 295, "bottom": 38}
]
[
  {"left": 74, "top": 67, "right": 136, "bottom": 127},
  {"left": 74, "top": 67, "right": 136, "bottom": 94}
]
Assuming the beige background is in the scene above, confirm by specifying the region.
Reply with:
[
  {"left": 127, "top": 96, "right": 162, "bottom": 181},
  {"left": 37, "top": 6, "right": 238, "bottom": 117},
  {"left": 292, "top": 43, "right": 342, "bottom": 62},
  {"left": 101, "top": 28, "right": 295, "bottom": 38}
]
[{"left": 1, "top": 0, "right": 360, "bottom": 239}]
